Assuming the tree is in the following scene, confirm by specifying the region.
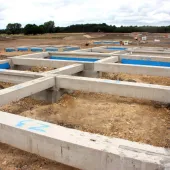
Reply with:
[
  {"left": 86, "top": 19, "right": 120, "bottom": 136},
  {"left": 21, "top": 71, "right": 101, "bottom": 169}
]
[
  {"left": 6, "top": 23, "right": 22, "bottom": 34},
  {"left": 38, "top": 25, "right": 45, "bottom": 34},
  {"left": 24, "top": 24, "right": 41, "bottom": 35},
  {"left": 2, "top": 22, "right": 170, "bottom": 34},
  {"left": 44, "top": 21, "right": 55, "bottom": 33}
]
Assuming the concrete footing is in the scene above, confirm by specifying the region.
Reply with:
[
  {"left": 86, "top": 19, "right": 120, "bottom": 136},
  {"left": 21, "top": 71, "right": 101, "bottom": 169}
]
[
  {"left": 0, "top": 111, "right": 169, "bottom": 170},
  {"left": 32, "top": 88, "right": 69, "bottom": 103},
  {"left": 0, "top": 46, "right": 170, "bottom": 169}
]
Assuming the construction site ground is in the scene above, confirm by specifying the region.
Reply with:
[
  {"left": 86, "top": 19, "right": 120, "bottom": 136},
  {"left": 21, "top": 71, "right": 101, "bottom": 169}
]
[{"left": 0, "top": 33, "right": 170, "bottom": 170}]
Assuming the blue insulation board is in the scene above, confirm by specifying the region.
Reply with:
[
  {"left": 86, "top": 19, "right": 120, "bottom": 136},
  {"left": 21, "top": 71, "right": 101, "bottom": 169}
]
[
  {"left": 5, "top": 48, "right": 16, "bottom": 52},
  {"left": 45, "top": 48, "right": 58, "bottom": 52},
  {"left": 103, "top": 41, "right": 113, "bottom": 44},
  {"left": 0, "top": 62, "right": 10, "bottom": 69},
  {"left": 63, "top": 47, "right": 80, "bottom": 51},
  {"left": 121, "top": 58, "right": 170, "bottom": 67},
  {"left": 94, "top": 42, "right": 102, "bottom": 44},
  {"left": 50, "top": 56, "right": 99, "bottom": 62},
  {"left": 106, "top": 47, "right": 127, "bottom": 51},
  {"left": 113, "top": 42, "right": 120, "bottom": 44},
  {"left": 31, "top": 48, "right": 43, "bottom": 52},
  {"left": 17, "top": 47, "right": 29, "bottom": 51}
]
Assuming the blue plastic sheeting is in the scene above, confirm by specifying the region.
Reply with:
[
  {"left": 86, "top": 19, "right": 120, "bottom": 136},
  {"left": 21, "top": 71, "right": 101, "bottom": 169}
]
[
  {"left": 94, "top": 41, "right": 120, "bottom": 45},
  {"left": 5, "top": 48, "right": 16, "bottom": 52},
  {"left": 50, "top": 56, "right": 99, "bottom": 62},
  {"left": 106, "top": 47, "right": 127, "bottom": 51},
  {"left": 103, "top": 41, "right": 113, "bottom": 44},
  {"left": 113, "top": 42, "right": 120, "bottom": 44},
  {"left": 93, "top": 42, "right": 102, "bottom": 44},
  {"left": 63, "top": 47, "right": 80, "bottom": 51},
  {"left": 31, "top": 48, "right": 43, "bottom": 52},
  {"left": 45, "top": 48, "right": 58, "bottom": 52},
  {"left": 17, "top": 47, "right": 29, "bottom": 51},
  {"left": 0, "top": 62, "right": 10, "bottom": 69},
  {"left": 121, "top": 58, "right": 170, "bottom": 67}
]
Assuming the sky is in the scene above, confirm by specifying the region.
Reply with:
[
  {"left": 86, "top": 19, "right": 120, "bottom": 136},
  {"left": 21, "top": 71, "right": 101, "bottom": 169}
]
[{"left": 0, "top": 0, "right": 170, "bottom": 29}]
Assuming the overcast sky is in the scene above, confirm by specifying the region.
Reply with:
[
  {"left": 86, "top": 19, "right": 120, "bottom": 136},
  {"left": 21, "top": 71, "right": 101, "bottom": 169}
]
[{"left": 0, "top": 0, "right": 170, "bottom": 29}]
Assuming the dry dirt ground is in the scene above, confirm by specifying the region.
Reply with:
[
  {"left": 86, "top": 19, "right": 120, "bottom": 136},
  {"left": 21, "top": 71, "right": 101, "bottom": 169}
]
[
  {"left": 102, "top": 72, "right": 170, "bottom": 86},
  {"left": 0, "top": 33, "right": 170, "bottom": 170},
  {"left": 0, "top": 92, "right": 169, "bottom": 169}
]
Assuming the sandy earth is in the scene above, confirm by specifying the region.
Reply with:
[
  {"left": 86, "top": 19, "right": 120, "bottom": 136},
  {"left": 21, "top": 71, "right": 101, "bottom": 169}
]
[
  {"left": 0, "top": 33, "right": 101, "bottom": 51},
  {"left": 0, "top": 33, "right": 170, "bottom": 169},
  {"left": 0, "top": 143, "right": 77, "bottom": 170},
  {"left": 102, "top": 72, "right": 170, "bottom": 86},
  {"left": 1, "top": 90, "right": 169, "bottom": 148},
  {"left": 0, "top": 92, "right": 169, "bottom": 169}
]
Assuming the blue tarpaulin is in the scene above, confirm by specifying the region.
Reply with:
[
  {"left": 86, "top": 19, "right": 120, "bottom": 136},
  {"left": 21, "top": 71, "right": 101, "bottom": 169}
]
[
  {"left": 5, "top": 48, "right": 16, "bottom": 52},
  {"left": 0, "top": 62, "right": 10, "bottom": 69},
  {"left": 50, "top": 56, "right": 99, "bottom": 62},
  {"left": 121, "top": 58, "right": 170, "bottom": 67},
  {"left": 17, "top": 47, "right": 29, "bottom": 51},
  {"left": 31, "top": 48, "right": 43, "bottom": 52}
]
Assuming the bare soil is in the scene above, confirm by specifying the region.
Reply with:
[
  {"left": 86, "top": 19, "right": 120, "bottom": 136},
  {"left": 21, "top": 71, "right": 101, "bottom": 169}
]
[
  {"left": 101, "top": 72, "right": 170, "bottom": 86},
  {"left": 0, "top": 143, "right": 77, "bottom": 170},
  {"left": 1, "top": 92, "right": 169, "bottom": 149},
  {"left": 28, "top": 66, "right": 53, "bottom": 72},
  {"left": 0, "top": 82, "right": 13, "bottom": 89}
]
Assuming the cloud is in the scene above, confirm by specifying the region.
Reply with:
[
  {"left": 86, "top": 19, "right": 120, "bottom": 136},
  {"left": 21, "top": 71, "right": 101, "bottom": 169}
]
[{"left": 0, "top": 0, "right": 169, "bottom": 29}]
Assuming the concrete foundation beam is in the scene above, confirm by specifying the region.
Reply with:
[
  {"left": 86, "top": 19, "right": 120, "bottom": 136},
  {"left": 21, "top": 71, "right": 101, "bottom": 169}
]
[
  {"left": 0, "top": 70, "right": 42, "bottom": 84},
  {"left": 43, "top": 64, "right": 84, "bottom": 75},
  {"left": 94, "top": 63, "right": 170, "bottom": 77},
  {"left": 128, "top": 50, "right": 170, "bottom": 55},
  {"left": 0, "top": 59, "right": 11, "bottom": 64},
  {"left": 11, "top": 58, "right": 78, "bottom": 68},
  {"left": 0, "top": 76, "right": 55, "bottom": 106},
  {"left": 11, "top": 58, "right": 97, "bottom": 77},
  {"left": 120, "top": 55, "right": 170, "bottom": 62},
  {"left": 0, "top": 111, "right": 169, "bottom": 170},
  {"left": 0, "top": 74, "right": 35, "bottom": 84},
  {"left": 10, "top": 52, "right": 49, "bottom": 59},
  {"left": 49, "top": 51, "right": 111, "bottom": 57},
  {"left": 56, "top": 75, "right": 170, "bottom": 103},
  {"left": 96, "top": 56, "right": 119, "bottom": 63}
]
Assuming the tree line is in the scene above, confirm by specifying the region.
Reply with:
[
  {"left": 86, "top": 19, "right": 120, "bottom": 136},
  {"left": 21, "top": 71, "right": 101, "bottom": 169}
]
[{"left": 0, "top": 21, "right": 170, "bottom": 34}]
